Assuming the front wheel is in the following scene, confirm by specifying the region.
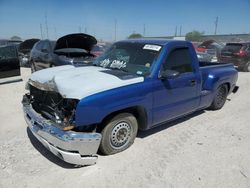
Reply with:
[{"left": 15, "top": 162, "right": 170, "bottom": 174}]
[
  {"left": 209, "top": 84, "right": 228, "bottom": 110},
  {"left": 99, "top": 113, "right": 138, "bottom": 155}
]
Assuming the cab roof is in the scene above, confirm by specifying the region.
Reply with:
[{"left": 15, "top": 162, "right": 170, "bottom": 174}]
[{"left": 119, "top": 38, "right": 189, "bottom": 46}]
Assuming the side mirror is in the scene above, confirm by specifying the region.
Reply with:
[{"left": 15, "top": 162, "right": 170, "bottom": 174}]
[{"left": 159, "top": 69, "right": 180, "bottom": 80}]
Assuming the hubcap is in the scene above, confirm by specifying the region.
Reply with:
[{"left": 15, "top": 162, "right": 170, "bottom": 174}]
[{"left": 110, "top": 122, "right": 131, "bottom": 149}]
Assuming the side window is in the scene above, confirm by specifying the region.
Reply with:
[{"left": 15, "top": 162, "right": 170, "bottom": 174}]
[
  {"left": 35, "top": 41, "right": 43, "bottom": 51},
  {"left": 162, "top": 47, "right": 193, "bottom": 74},
  {"left": 43, "top": 41, "right": 51, "bottom": 52}
]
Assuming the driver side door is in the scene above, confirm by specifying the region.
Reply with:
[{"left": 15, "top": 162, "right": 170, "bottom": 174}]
[
  {"left": 0, "top": 45, "right": 20, "bottom": 80},
  {"left": 152, "top": 47, "right": 200, "bottom": 126}
]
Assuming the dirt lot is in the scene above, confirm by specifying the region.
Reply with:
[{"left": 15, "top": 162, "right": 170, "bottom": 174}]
[{"left": 0, "top": 68, "right": 250, "bottom": 188}]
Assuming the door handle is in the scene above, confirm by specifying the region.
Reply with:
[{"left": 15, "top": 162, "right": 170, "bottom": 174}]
[{"left": 189, "top": 80, "right": 196, "bottom": 86}]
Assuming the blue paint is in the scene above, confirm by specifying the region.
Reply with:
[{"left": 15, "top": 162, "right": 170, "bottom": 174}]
[{"left": 75, "top": 39, "right": 238, "bottom": 130}]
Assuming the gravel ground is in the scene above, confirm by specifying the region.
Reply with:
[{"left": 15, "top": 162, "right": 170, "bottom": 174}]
[{"left": 0, "top": 68, "right": 250, "bottom": 188}]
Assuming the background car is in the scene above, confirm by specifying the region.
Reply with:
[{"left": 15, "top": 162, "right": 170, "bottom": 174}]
[
  {"left": 0, "top": 44, "right": 20, "bottom": 81},
  {"left": 196, "top": 40, "right": 224, "bottom": 62},
  {"left": 18, "top": 38, "right": 40, "bottom": 67},
  {"left": 91, "top": 43, "right": 112, "bottom": 57},
  {"left": 219, "top": 42, "right": 250, "bottom": 72},
  {"left": 196, "top": 51, "right": 213, "bottom": 62},
  {"left": 30, "top": 33, "right": 97, "bottom": 72}
]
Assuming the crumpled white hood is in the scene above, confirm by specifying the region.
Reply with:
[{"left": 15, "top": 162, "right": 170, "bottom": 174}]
[{"left": 29, "top": 65, "right": 144, "bottom": 99}]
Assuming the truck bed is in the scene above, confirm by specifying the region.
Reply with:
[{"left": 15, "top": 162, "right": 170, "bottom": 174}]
[{"left": 199, "top": 61, "right": 233, "bottom": 68}]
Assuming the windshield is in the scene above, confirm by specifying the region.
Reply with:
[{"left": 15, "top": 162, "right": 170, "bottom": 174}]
[
  {"left": 93, "top": 42, "right": 162, "bottom": 76},
  {"left": 0, "top": 45, "right": 18, "bottom": 60}
]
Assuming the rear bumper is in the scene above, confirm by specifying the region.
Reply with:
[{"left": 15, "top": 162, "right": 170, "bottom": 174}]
[{"left": 22, "top": 95, "right": 102, "bottom": 166}]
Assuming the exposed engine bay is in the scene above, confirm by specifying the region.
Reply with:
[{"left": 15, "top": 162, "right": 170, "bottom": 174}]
[{"left": 28, "top": 84, "right": 78, "bottom": 130}]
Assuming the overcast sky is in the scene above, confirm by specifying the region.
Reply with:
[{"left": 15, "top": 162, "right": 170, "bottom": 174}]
[{"left": 0, "top": 0, "right": 250, "bottom": 41}]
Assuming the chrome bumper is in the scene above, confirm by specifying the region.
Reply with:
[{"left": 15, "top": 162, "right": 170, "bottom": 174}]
[{"left": 22, "top": 96, "right": 102, "bottom": 166}]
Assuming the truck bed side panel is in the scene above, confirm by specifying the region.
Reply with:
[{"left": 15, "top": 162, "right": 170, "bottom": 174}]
[{"left": 199, "top": 63, "right": 238, "bottom": 108}]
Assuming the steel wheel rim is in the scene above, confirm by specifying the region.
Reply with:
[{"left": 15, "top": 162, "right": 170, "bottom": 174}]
[{"left": 110, "top": 121, "right": 132, "bottom": 149}]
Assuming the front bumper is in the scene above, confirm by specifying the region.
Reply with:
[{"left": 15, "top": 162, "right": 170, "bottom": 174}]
[{"left": 22, "top": 95, "right": 102, "bottom": 166}]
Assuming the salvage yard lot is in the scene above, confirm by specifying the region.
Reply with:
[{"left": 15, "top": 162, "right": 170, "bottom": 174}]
[{"left": 0, "top": 68, "right": 250, "bottom": 188}]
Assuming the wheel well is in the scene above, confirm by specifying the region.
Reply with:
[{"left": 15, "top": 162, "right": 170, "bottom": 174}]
[
  {"left": 224, "top": 82, "right": 230, "bottom": 93},
  {"left": 97, "top": 106, "right": 148, "bottom": 132}
]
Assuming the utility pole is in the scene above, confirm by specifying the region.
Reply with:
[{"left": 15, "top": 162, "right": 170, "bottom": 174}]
[
  {"left": 143, "top": 24, "right": 146, "bottom": 36},
  {"left": 78, "top": 26, "right": 82, "bottom": 33},
  {"left": 114, "top": 19, "right": 117, "bottom": 41},
  {"left": 179, "top": 25, "right": 182, "bottom": 36},
  {"left": 174, "top": 26, "right": 177, "bottom": 37},
  {"left": 54, "top": 26, "right": 57, "bottom": 39},
  {"left": 40, "top": 23, "right": 43, "bottom": 39},
  {"left": 214, "top": 16, "right": 218, "bottom": 35},
  {"left": 45, "top": 12, "right": 49, "bottom": 39}
]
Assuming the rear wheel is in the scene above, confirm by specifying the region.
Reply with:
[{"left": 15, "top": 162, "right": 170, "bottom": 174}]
[
  {"left": 99, "top": 113, "right": 138, "bottom": 155},
  {"left": 209, "top": 84, "right": 228, "bottom": 110}
]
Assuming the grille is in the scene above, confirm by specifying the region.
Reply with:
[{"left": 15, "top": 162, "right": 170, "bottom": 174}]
[{"left": 30, "top": 85, "right": 63, "bottom": 121}]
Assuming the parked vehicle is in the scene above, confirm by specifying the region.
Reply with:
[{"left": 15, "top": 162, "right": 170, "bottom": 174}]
[
  {"left": 18, "top": 39, "right": 40, "bottom": 67},
  {"left": 219, "top": 42, "right": 250, "bottom": 72},
  {"left": 22, "top": 39, "right": 238, "bottom": 166},
  {"left": 91, "top": 44, "right": 106, "bottom": 57},
  {"left": 30, "top": 33, "right": 96, "bottom": 72},
  {"left": 196, "top": 40, "right": 224, "bottom": 62},
  {"left": 0, "top": 44, "right": 20, "bottom": 82},
  {"left": 196, "top": 51, "right": 213, "bottom": 62}
]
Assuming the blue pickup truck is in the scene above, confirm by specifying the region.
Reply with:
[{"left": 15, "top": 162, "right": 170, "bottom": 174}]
[{"left": 22, "top": 39, "right": 238, "bottom": 166}]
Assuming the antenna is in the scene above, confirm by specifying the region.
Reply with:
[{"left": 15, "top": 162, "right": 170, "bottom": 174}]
[{"left": 214, "top": 16, "right": 218, "bottom": 35}]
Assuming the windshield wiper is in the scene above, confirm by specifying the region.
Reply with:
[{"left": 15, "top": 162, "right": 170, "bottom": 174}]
[{"left": 108, "top": 67, "right": 128, "bottom": 73}]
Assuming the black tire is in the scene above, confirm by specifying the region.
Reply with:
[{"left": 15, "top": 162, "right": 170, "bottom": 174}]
[
  {"left": 243, "top": 61, "right": 250, "bottom": 72},
  {"left": 209, "top": 84, "right": 228, "bottom": 110},
  {"left": 99, "top": 113, "right": 138, "bottom": 155}
]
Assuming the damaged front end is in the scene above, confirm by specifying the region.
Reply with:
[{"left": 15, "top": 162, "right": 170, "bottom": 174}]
[{"left": 22, "top": 81, "right": 102, "bottom": 166}]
